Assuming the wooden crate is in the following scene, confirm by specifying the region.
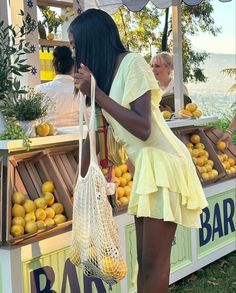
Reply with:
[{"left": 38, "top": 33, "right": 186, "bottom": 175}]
[
  {"left": 204, "top": 126, "right": 236, "bottom": 180},
  {"left": 44, "top": 145, "right": 78, "bottom": 196},
  {"left": 7, "top": 149, "right": 73, "bottom": 245},
  {"left": 176, "top": 127, "right": 226, "bottom": 185}
]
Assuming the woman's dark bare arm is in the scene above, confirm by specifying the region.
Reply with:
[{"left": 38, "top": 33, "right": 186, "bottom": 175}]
[{"left": 95, "top": 87, "right": 151, "bottom": 141}]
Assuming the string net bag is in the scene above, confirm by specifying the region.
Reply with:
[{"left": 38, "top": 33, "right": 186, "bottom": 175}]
[{"left": 70, "top": 75, "right": 127, "bottom": 287}]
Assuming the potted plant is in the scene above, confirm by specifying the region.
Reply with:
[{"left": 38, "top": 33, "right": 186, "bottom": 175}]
[
  {"left": 0, "top": 10, "right": 37, "bottom": 132},
  {"left": 0, "top": 89, "right": 51, "bottom": 137},
  {"left": 39, "top": 6, "right": 75, "bottom": 40}
]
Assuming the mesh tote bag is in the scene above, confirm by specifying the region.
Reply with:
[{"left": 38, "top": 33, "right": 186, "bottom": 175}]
[{"left": 70, "top": 75, "right": 127, "bottom": 286}]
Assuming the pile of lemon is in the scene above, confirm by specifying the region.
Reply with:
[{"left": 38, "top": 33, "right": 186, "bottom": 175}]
[
  {"left": 102, "top": 164, "right": 132, "bottom": 206},
  {"left": 186, "top": 134, "right": 219, "bottom": 181},
  {"left": 179, "top": 103, "right": 202, "bottom": 119},
  {"left": 10, "top": 180, "right": 67, "bottom": 237},
  {"left": 216, "top": 141, "right": 236, "bottom": 175},
  {"left": 36, "top": 122, "right": 55, "bottom": 137},
  {"left": 113, "top": 164, "right": 132, "bottom": 207}
]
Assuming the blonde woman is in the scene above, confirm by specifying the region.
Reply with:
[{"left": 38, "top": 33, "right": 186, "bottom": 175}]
[{"left": 151, "top": 52, "right": 191, "bottom": 111}]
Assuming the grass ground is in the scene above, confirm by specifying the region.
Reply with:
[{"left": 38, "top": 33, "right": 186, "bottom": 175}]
[{"left": 169, "top": 250, "right": 236, "bottom": 292}]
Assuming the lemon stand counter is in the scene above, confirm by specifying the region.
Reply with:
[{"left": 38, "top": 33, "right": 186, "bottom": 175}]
[{"left": 0, "top": 117, "right": 235, "bottom": 293}]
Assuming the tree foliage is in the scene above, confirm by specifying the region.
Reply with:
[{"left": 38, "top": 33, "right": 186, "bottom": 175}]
[
  {"left": 113, "top": 1, "right": 222, "bottom": 83},
  {"left": 0, "top": 10, "right": 37, "bottom": 101},
  {"left": 113, "top": 4, "right": 162, "bottom": 59}
]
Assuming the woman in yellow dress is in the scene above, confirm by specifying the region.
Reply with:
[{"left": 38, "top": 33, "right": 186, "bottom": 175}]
[{"left": 70, "top": 9, "right": 208, "bottom": 293}]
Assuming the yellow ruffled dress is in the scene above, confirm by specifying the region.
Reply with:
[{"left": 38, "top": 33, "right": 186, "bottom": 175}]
[{"left": 102, "top": 53, "right": 208, "bottom": 228}]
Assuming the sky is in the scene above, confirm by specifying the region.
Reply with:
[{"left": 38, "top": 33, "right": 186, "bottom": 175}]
[{"left": 189, "top": 0, "right": 235, "bottom": 54}]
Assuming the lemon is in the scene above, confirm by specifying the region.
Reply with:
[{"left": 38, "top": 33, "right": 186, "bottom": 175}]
[
  {"left": 119, "top": 164, "right": 128, "bottom": 174},
  {"left": 11, "top": 225, "right": 24, "bottom": 237},
  {"left": 36, "top": 220, "right": 46, "bottom": 230},
  {"left": 101, "top": 257, "right": 118, "bottom": 276},
  {"left": 44, "top": 218, "right": 55, "bottom": 227},
  {"left": 54, "top": 214, "right": 67, "bottom": 224},
  {"left": 23, "top": 199, "right": 36, "bottom": 213},
  {"left": 200, "top": 166, "right": 207, "bottom": 174},
  {"left": 196, "top": 157, "right": 204, "bottom": 167},
  {"left": 128, "top": 181, "right": 133, "bottom": 188},
  {"left": 216, "top": 141, "right": 226, "bottom": 151},
  {"left": 191, "top": 149, "right": 199, "bottom": 158},
  {"left": 35, "top": 208, "right": 47, "bottom": 221},
  {"left": 192, "top": 110, "right": 202, "bottom": 118},
  {"left": 211, "top": 169, "right": 218, "bottom": 177},
  {"left": 122, "top": 172, "right": 132, "bottom": 183},
  {"left": 113, "top": 177, "right": 120, "bottom": 188},
  {"left": 36, "top": 123, "right": 50, "bottom": 137},
  {"left": 47, "top": 33, "right": 55, "bottom": 41},
  {"left": 114, "top": 259, "right": 127, "bottom": 281},
  {"left": 228, "top": 157, "right": 235, "bottom": 167},
  {"left": 178, "top": 109, "right": 192, "bottom": 118},
  {"left": 208, "top": 171, "right": 214, "bottom": 180},
  {"left": 12, "top": 217, "right": 25, "bottom": 227},
  {"left": 202, "top": 173, "right": 210, "bottom": 181},
  {"left": 119, "top": 197, "right": 129, "bottom": 206},
  {"left": 25, "top": 220, "right": 38, "bottom": 233},
  {"left": 116, "top": 187, "right": 125, "bottom": 199},
  {"left": 46, "top": 122, "right": 55, "bottom": 135},
  {"left": 12, "top": 204, "right": 25, "bottom": 218},
  {"left": 51, "top": 203, "right": 64, "bottom": 214},
  {"left": 45, "top": 207, "right": 55, "bottom": 218},
  {"left": 114, "top": 166, "right": 122, "bottom": 178},
  {"left": 12, "top": 192, "right": 26, "bottom": 205},
  {"left": 195, "top": 143, "right": 205, "bottom": 150},
  {"left": 190, "top": 134, "right": 201, "bottom": 144},
  {"left": 185, "top": 103, "right": 197, "bottom": 113},
  {"left": 42, "top": 181, "right": 54, "bottom": 193},
  {"left": 43, "top": 192, "right": 55, "bottom": 206},
  {"left": 101, "top": 168, "right": 108, "bottom": 175},
  {"left": 34, "top": 198, "right": 47, "bottom": 209},
  {"left": 222, "top": 154, "right": 228, "bottom": 161},
  {"left": 124, "top": 186, "right": 131, "bottom": 197},
  {"left": 25, "top": 212, "right": 36, "bottom": 222},
  {"left": 205, "top": 164, "right": 212, "bottom": 172},
  {"left": 119, "top": 177, "right": 127, "bottom": 187},
  {"left": 186, "top": 142, "right": 193, "bottom": 148},
  {"left": 162, "top": 111, "right": 172, "bottom": 119},
  {"left": 206, "top": 160, "right": 214, "bottom": 167}
]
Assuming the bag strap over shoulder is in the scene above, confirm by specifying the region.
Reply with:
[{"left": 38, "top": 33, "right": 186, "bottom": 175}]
[{"left": 78, "top": 75, "right": 97, "bottom": 178}]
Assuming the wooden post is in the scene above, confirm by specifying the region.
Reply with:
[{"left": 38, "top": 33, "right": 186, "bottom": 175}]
[
  {"left": 172, "top": 0, "right": 184, "bottom": 114},
  {"left": 10, "top": 0, "right": 41, "bottom": 87}
]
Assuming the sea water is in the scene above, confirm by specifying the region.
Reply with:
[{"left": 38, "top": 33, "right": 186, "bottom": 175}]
[{"left": 186, "top": 53, "right": 235, "bottom": 117}]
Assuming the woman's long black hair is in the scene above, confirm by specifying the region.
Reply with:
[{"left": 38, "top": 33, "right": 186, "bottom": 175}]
[{"left": 69, "top": 9, "right": 127, "bottom": 104}]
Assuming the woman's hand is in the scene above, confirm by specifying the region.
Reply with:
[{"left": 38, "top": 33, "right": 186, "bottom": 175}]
[{"left": 74, "top": 64, "right": 94, "bottom": 96}]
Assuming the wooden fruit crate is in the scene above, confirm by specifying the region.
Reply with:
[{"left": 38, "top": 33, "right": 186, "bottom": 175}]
[
  {"left": 7, "top": 149, "right": 73, "bottom": 245},
  {"left": 175, "top": 127, "right": 226, "bottom": 186},
  {"left": 44, "top": 145, "right": 78, "bottom": 196},
  {"left": 204, "top": 126, "right": 236, "bottom": 180}
]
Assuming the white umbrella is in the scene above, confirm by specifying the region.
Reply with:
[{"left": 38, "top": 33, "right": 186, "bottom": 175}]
[{"left": 77, "top": 0, "right": 232, "bottom": 113}]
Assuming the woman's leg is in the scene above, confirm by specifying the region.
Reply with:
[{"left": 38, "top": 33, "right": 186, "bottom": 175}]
[
  {"left": 142, "top": 218, "right": 177, "bottom": 293},
  {"left": 135, "top": 216, "right": 144, "bottom": 293}
]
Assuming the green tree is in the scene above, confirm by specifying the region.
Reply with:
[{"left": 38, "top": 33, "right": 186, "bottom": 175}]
[
  {"left": 113, "top": 4, "right": 162, "bottom": 60},
  {"left": 113, "top": 1, "right": 221, "bottom": 83},
  {"left": 222, "top": 68, "right": 236, "bottom": 92}
]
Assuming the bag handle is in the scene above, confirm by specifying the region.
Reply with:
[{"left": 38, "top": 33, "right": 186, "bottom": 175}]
[{"left": 78, "top": 75, "right": 97, "bottom": 178}]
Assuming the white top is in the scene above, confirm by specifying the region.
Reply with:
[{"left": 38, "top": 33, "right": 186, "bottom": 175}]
[
  {"left": 160, "top": 77, "right": 189, "bottom": 97},
  {"left": 35, "top": 75, "right": 80, "bottom": 128}
]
